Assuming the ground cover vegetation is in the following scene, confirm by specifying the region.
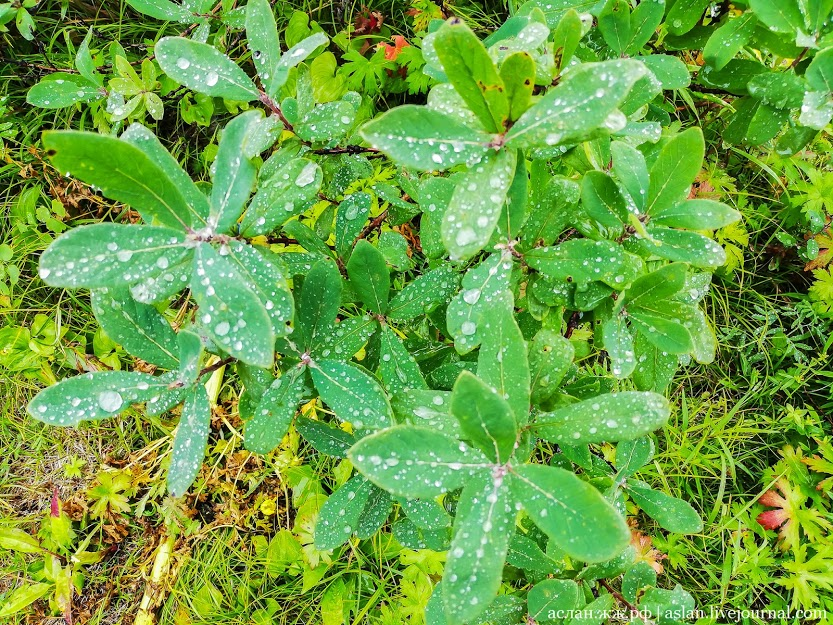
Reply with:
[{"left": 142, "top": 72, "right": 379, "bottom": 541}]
[{"left": 1, "top": 0, "right": 833, "bottom": 623}]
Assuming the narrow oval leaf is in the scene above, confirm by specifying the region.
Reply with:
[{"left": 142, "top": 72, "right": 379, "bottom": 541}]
[
  {"left": 311, "top": 360, "right": 392, "bottom": 431},
  {"left": 126, "top": 0, "right": 193, "bottom": 22},
  {"left": 313, "top": 315, "right": 379, "bottom": 361},
  {"left": 511, "top": 464, "right": 630, "bottom": 562},
  {"left": 246, "top": 0, "right": 281, "bottom": 94},
  {"left": 387, "top": 264, "right": 461, "bottom": 321},
  {"left": 43, "top": 131, "right": 198, "bottom": 230},
  {"left": 28, "top": 371, "right": 170, "bottom": 426},
  {"left": 91, "top": 286, "right": 180, "bottom": 369},
  {"left": 245, "top": 370, "right": 304, "bottom": 454},
  {"left": 627, "top": 480, "right": 703, "bottom": 534},
  {"left": 442, "top": 473, "right": 515, "bottom": 624},
  {"left": 476, "top": 300, "right": 531, "bottom": 424},
  {"left": 315, "top": 475, "right": 376, "bottom": 550},
  {"left": 526, "top": 239, "right": 625, "bottom": 286},
  {"left": 378, "top": 325, "right": 427, "bottom": 394},
  {"left": 446, "top": 252, "right": 514, "bottom": 353},
  {"left": 155, "top": 36, "right": 259, "bottom": 101},
  {"left": 442, "top": 149, "right": 517, "bottom": 260},
  {"left": 240, "top": 159, "right": 321, "bottom": 236},
  {"left": 646, "top": 127, "right": 705, "bottom": 214},
  {"left": 360, "top": 105, "right": 491, "bottom": 171},
  {"left": 348, "top": 426, "right": 492, "bottom": 498},
  {"left": 651, "top": 199, "right": 741, "bottom": 230},
  {"left": 39, "top": 224, "right": 189, "bottom": 289},
  {"left": 296, "top": 416, "right": 356, "bottom": 457},
  {"left": 192, "top": 243, "right": 275, "bottom": 368},
  {"left": 168, "top": 384, "right": 211, "bottom": 497},
  {"left": 434, "top": 19, "right": 509, "bottom": 133},
  {"left": 532, "top": 391, "right": 670, "bottom": 444},
  {"left": 121, "top": 123, "right": 210, "bottom": 225},
  {"left": 225, "top": 242, "right": 294, "bottom": 338},
  {"left": 209, "top": 111, "right": 261, "bottom": 232},
  {"left": 451, "top": 371, "right": 517, "bottom": 463},
  {"left": 27, "top": 75, "right": 103, "bottom": 108},
  {"left": 505, "top": 59, "right": 647, "bottom": 148},
  {"left": 638, "top": 226, "right": 727, "bottom": 268},
  {"left": 347, "top": 240, "right": 390, "bottom": 314},
  {"left": 0, "top": 528, "right": 43, "bottom": 553},
  {"left": 529, "top": 328, "right": 574, "bottom": 404},
  {"left": 297, "top": 259, "right": 342, "bottom": 349}
]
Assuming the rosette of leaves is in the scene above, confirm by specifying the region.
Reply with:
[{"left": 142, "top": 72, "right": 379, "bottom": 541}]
[{"left": 25, "top": 12, "right": 727, "bottom": 625}]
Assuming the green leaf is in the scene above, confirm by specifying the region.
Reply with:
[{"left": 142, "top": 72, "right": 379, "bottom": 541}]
[
  {"left": 747, "top": 72, "right": 806, "bottom": 110},
  {"left": 399, "top": 497, "right": 451, "bottom": 529},
  {"left": 511, "top": 464, "right": 630, "bottom": 562},
  {"left": 527, "top": 579, "right": 579, "bottom": 622},
  {"left": 434, "top": 19, "right": 508, "bottom": 133},
  {"left": 551, "top": 9, "right": 583, "bottom": 72},
  {"left": 43, "top": 131, "right": 200, "bottom": 230},
  {"left": 313, "top": 315, "right": 378, "bottom": 361},
  {"left": 703, "top": 12, "right": 756, "bottom": 71},
  {"left": 602, "top": 314, "right": 636, "bottom": 379},
  {"left": 245, "top": 370, "right": 304, "bottom": 454},
  {"left": 391, "top": 389, "right": 461, "bottom": 438},
  {"left": 0, "top": 528, "right": 42, "bottom": 553},
  {"left": 126, "top": 0, "right": 193, "bottom": 22},
  {"left": 246, "top": 0, "right": 281, "bottom": 95},
  {"left": 646, "top": 127, "right": 704, "bottom": 214},
  {"left": 506, "top": 533, "right": 557, "bottom": 573},
  {"left": 451, "top": 371, "right": 517, "bottom": 463},
  {"left": 155, "top": 36, "right": 259, "bottom": 101},
  {"left": 387, "top": 264, "right": 461, "bottom": 321},
  {"left": 311, "top": 360, "right": 392, "bottom": 431},
  {"left": 275, "top": 33, "right": 329, "bottom": 94},
  {"left": 296, "top": 416, "right": 356, "bottom": 457},
  {"left": 625, "top": 262, "right": 687, "bottom": 306},
  {"left": 652, "top": 198, "right": 740, "bottom": 230},
  {"left": 500, "top": 52, "right": 535, "bottom": 122},
  {"left": 632, "top": 332, "right": 677, "bottom": 392},
  {"left": 39, "top": 223, "right": 189, "bottom": 289},
  {"left": 581, "top": 170, "right": 629, "bottom": 228},
  {"left": 529, "top": 328, "right": 574, "bottom": 404},
  {"left": 347, "top": 240, "right": 389, "bottom": 314},
  {"left": 378, "top": 325, "right": 427, "bottom": 394},
  {"left": 806, "top": 47, "right": 833, "bottom": 93},
  {"left": 209, "top": 111, "right": 260, "bottom": 233},
  {"left": 28, "top": 371, "right": 170, "bottom": 426},
  {"left": 121, "top": 123, "right": 210, "bottom": 224},
  {"left": 624, "top": 0, "right": 664, "bottom": 54},
  {"left": 27, "top": 74, "right": 103, "bottom": 108},
  {"left": 348, "top": 426, "right": 491, "bottom": 498},
  {"left": 476, "top": 301, "right": 530, "bottom": 424},
  {"left": 442, "top": 149, "right": 517, "bottom": 260},
  {"left": 622, "top": 561, "right": 657, "bottom": 603},
  {"left": 665, "top": 0, "right": 710, "bottom": 35},
  {"left": 0, "top": 583, "right": 53, "bottom": 618},
  {"left": 505, "top": 59, "right": 646, "bottom": 149},
  {"left": 626, "top": 305, "right": 693, "bottom": 353},
  {"left": 360, "top": 106, "right": 491, "bottom": 171},
  {"left": 520, "top": 174, "right": 580, "bottom": 248},
  {"left": 640, "top": 226, "right": 727, "bottom": 268},
  {"left": 626, "top": 479, "right": 702, "bottom": 533},
  {"left": 446, "top": 253, "right": 514, "bottom": 353},
  {"left": 335, "top": 193, "right": 372, "bottom": 260},
  {"left": 610, "top": 141, "right": 649, "bottom": 212},
  {"left": 637, "top": 54, "right": 690, "bottom": 90},
  {"left": 297, "top": 259, "right": 342, "bottom": 349},
  {"left": 532, "top": 391, "right": 670, "bottom": 444},
  {"left": 442, "top": 474, "right": 514, "bottom": 624},
  {"left": 240, "top": 158, "right": 321, "bottom": 236},
  {"left": 315, "top": 475, "right": 376, "bottom": 550},
  {"left": 91, "top": 286, "right": 179, "bottom": 369},
  {"left": 748, "top": 0, "right": 805, "bottom": 34},
  {"left": 526, "top": 239, "right": 625, "bottom": 286},
  {"left": 615, "top": 437, "right": 655, "bottom": 476},
  {"left": 225, "top": 242, "right": 294, "bottom": 338},
  {"left": 192, "top": 243, "right": 274, "bottom": 367},
  {"left": 598, "top": 0, "right": 632, "bottom": 56},
  {"left": 167, "top": 384, "right": 211, "bottom": 497}
]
